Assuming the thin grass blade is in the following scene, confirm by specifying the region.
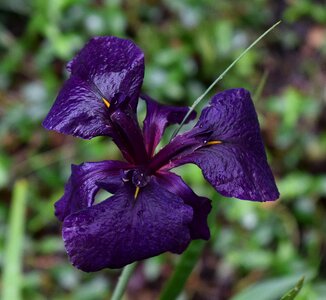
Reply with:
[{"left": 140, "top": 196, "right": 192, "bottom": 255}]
[
  {"left": 1, "top": 180, "right": 28, "bottom": 300},
  {"left": 171, "top": 20, "right": 281, "bottom": 139}
]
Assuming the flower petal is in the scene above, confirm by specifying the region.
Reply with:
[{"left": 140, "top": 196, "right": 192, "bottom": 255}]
[
  {"left": 155, "top": 171, "right": 211, "bottom": 240},
  {"left": 62, "top": 180, "right": 193, "bottom": 271},
  {"left": 172, "top": 88, "right": 279, "bottom": 201},
  {"left": 148, "top": 126, "right": 203, "bottom": 173},
  {"left": 178, "top": 144, "right": 279, "bottom": 201},
  {"left": 141, "top": 94, "right": 196, "bottom": 156},
  {"left": 43, "top": 76, "right": 113, "bottom": 139},
  {"left": 55, "top": 160, "right": 129, "bottom": 222},
  {"left": 43, "top": 36, "right": 144, "bottom": 139},
  {"left": 110, "top": 108, "right": 149, "bottom": 164}
]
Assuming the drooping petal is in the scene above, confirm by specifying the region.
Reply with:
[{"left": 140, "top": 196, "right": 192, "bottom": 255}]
[
  {"left": 62, "top": 180, "right": 193, "bottom": 271},
  {"left": 55, "top": 160, "right": 130, "bottom": 222},
  {"left": 151, "top": 88, "right": 279, "bottom": 201},
  {"left": 171, "top": 88, "right": 279, "bottom": 201},
  {"left": 155, "top": 171, "right": 211, "bottom": 240},
  {"left": 43, "top": 36, "right": 144, "bottom": 139},
  {"left": 141, "top": 94, "right": 196, "bottom": 156},
  {"left": 177, "top": 144, "right": 279, "bottom": 201}
]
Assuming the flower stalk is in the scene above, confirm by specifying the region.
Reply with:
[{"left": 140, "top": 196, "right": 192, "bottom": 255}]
[{"left": 111, "top": 263, "right": 137, "bottom": 300}]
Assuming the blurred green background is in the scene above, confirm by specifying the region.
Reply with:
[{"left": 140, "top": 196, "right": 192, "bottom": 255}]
[{"left": 0, "top": 0, "right": 326, "bottom": 299}]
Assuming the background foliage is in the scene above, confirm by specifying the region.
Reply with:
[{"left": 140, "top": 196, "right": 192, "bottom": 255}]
[{"left": 0, "top": 0, "right": 325, "bottom": 299}]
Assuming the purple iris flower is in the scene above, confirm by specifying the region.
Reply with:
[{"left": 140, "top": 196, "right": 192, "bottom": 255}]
[{"left": 43, "top": 36, "right": 279, "bottom": 272}]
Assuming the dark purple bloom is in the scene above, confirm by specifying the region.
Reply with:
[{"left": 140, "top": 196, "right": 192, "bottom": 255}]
[{"left": 43, "top": 36, "right": 279, "bottom": 272}]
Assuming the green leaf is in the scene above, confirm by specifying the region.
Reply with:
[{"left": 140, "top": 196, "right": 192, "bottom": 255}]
[
  {"left": 1, "top": 180, "right": 28, "bottom": 300},
  {"left": 280, "top": 277, "right": 304, "bottom": 300},
  {"left": 231, "top": 275, "right": 307, "bottom": 300}
]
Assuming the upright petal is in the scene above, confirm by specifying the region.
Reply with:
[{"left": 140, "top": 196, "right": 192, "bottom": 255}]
[
  {"left": 62, "top": 181, "right": 193, "bottom": 271},
  {"left": 141, "top": 94, "right": 196, "bottom": 156},
  {"left": 110, "top": 108, "right": 149, "bottom": 164},
  {"left": 43, "top": 36, "right": 144, "bottom": 139},
  {"left": 55, "top": 160, "right": 129, "bottom": 222},
  {"left": 43, "top": 76, "right": 114, "bottom": 139},
  {"left": 155, "top": 171, "right": 211, "bottom": 240},
  {"left": 68, "top": 37, "right": 144, "bottom": 107},
  {"left": 172, "top": 88, "right": 279, "bottom": 201}
]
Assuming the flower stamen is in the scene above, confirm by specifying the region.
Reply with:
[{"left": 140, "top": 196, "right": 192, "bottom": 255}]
[
  {"left": 206, "top": 140, "right": 222, "bottom": 146},
  {"left": 102, "top": 97, "right": 111, "bottom": 108},
  {"left": 134, "top": 186, "right": 140, "bottom": 199}
]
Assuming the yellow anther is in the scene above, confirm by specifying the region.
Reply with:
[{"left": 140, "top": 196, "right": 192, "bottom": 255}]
[
  {"left": 102, "top": 97, "right": 111, "bottom": 108},
  {"left": 134, "top": 186, "right": 140, "bottom": 199},
  {"left": 206, "top": 140, "right": 222, "bottom": 146}
]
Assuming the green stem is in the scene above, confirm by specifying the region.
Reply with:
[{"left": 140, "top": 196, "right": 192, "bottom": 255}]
[
  {"left": 171, "top": 20, "right": 281, "bottom": 140},
  {"left": 1, "top": 180, "right": 28, "bottom": 300},
  {"left": 111, "top": 263, "right": 137, "bottom": 300},
  {"left": 160, "top": 198, "right": 219, "bottom": 299},
  {"left": 159, "top": 240, "right": 205, "bottom": 300}
]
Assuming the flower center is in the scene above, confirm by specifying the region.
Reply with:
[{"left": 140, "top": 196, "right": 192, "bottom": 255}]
[
  {"left": 122, "top": 168, "right": 151, "bottom": 199},
  {"left": 131, "top": 169, "right": 151, "bottom": 188}
]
